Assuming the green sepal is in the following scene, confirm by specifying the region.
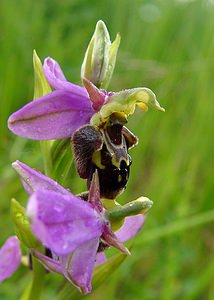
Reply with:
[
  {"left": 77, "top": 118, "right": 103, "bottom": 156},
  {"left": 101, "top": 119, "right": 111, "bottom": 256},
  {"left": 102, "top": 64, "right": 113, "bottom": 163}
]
[
  {"left": 56, "top": 253, "right": 127, "bottom": 300},
  {"left": 10, "top": 198, "right": 40, "bottom": 249},
  {"left": 33, "top": 50, "right": 51, "bottom": 99},
  {"left": 33, "top": 50, "right": 53, "bottom": 176}
]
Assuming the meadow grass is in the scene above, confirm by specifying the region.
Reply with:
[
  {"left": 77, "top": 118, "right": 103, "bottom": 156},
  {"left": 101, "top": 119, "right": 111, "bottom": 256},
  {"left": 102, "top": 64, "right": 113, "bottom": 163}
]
[{"left": 0, "top": 0, "right": 214, "bottom": 299}]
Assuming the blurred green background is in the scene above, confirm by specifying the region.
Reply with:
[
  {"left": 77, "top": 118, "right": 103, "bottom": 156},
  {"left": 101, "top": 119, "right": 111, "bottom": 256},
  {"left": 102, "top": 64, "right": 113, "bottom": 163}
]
[{"left": 1, "top": 0, "right": 214, "bottom": 299}]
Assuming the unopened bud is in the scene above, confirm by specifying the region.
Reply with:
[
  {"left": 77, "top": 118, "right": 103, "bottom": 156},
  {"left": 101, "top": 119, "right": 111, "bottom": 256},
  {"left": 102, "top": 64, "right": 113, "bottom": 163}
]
[
  {"left": 81, "top": 20, "right": 120, "bottom": 89},
  {"left": 107, "top": 197, "right": 153, "bottom": 224}
]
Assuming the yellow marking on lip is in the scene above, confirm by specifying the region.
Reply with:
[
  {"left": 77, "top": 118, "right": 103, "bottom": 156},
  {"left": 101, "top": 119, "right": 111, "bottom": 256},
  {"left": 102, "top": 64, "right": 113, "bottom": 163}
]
[{"left": 92, "top": 151, "right": 105, "bottom": 169}]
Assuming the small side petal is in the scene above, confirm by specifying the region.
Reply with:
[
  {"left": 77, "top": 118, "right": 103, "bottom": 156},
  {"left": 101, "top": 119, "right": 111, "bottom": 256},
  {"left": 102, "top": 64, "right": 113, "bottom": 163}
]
[
  {"left": 65, "top": 238, "right": 99, "bottom": 294},
  {"left": 102, "top": 225, "right": 130, "bottom": 255},
  {"left": 12, "top": 160, "right": 70, "bottom": 196},
  {"left": 0, "top": 236, "right": 21, "bottom": 282},
  {"left": 115, "top": 215, "right": 144, "bottom": 242},
  {"left": 43, "top": 57, "right": 88, "bottom": 98},
  {"left": 27, "top": 190, "right": 103, "bottom": 256},
  {"left": 8, "top": 90, "right": 93, "bottom": 140},
  {"left": 88, "top": 170, "right": 103, "bottom": 213},
  {"left": 82, "top": 78, "right": 106, "bottom": 110}
]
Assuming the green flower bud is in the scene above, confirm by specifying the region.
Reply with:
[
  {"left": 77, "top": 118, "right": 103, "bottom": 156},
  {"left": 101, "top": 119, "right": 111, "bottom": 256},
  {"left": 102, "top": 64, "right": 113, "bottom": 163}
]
[
  {"left": 105, "top": 197, "right": 153, "bottom": 231},
  {"left": 11, "top": 198, "right": 40, "bottom": 249},
  {"left": 81, "top": 20, "right": 120, "bottom": 89}
]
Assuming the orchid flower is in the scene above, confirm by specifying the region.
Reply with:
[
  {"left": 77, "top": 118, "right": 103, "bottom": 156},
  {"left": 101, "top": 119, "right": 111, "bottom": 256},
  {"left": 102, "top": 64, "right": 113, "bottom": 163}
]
[
  {"left": 7, "top": 54, "right": 164, "bottom": 200},
  {"left": 11, "top": 160, "right": 147, "bottom": 293},
  {"left": 0, "top": 236, "right": 21, "bottom": 283},
  {"left": 7, "top": 54, "right": 164, "bottom": 141}
]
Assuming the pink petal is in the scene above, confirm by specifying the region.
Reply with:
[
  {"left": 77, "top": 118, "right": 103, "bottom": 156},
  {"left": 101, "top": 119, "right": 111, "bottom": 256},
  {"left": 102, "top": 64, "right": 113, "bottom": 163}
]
[
  {"left": 12, "top": 160, "right": 70, "bottom": 196},
  {"left": 0, "top": 236, "right": 21, "bottom": 282},
  {"left": 65, "top": 238, "right": 99, "bottom": 294},
  {"left": 27, "top": 190, "right": 103, "bottom": 256},
  {"left": 115, "top": 215, "right": 145, "bottom": 242},
  {"left": 43, "top": 57, "right": 88, "bottom": 98},
  {"left": 32, "top": 250, "right": 63, "bottom": 274},
  {"left": 33, "top": 240, "right": 100, "bottom": 294},
  {"left": 8, "top": 90, "right": 93, "bottom": 140},
  {"left": 102, "top": 224, "right": 130, "bottom": 255}
]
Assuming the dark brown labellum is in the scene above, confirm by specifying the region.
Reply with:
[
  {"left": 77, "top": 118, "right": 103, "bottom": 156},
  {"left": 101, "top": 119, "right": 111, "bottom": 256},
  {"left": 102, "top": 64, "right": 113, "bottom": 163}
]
[{"left": 72, "top": 113, "right": 138, "bottom": 199}]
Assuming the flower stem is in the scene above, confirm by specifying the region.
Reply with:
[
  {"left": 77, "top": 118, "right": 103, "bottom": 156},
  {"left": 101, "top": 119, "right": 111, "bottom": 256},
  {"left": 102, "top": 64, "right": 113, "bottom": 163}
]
[
  {"left": 24, "top": 256, "right": 46, "bottom": 300},
  {"left": 40, "top": 140, "right": 53, "bottom": 177}
]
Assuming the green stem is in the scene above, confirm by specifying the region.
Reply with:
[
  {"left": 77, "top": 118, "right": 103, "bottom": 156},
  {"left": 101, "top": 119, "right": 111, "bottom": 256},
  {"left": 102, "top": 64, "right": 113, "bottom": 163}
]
[
  {"left": 27, "top": 257, "right": 46, "bottom": 300},
  {"left": 20, "top": 256, "right": 46, "bottom": 300},
  {"left": 40, "top": 140, "right": 53, "bottom": 177}
]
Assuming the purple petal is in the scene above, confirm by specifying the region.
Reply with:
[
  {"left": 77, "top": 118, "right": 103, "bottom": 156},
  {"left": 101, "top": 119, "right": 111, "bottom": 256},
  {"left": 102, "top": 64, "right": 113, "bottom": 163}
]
[
  {"left": 33, "top": 240, "right": 100, "bottom": 294},
  {"left": 8, "top": 90, "right": 93, "bottom": 140},
  {"left": 95, "top": 252, "right": 107, "bottom": 266},
  {"left": 43, "top": 57, "right": 88, "bottom": 98},
  {"left": 12, "top": 160, "right": 70, "bottom": 196},
  {"left": 115, "top": 215, "right": 144, "bottom": 242},
  {"left": 0, "top": 236, "right": 21, "bottom": 282},
  {"left": 27, "top": 190, "right": 103, "bottom": 255},
  {"left": 65, "top": 238, "right": 99, "bottom": 294},
  {"left": 32, "top": 250, "right": 63, "bottom": 274}
]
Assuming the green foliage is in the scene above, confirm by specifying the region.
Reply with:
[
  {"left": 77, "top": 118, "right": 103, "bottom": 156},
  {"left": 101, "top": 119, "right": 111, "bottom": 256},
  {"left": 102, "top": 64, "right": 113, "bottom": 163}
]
[{"left": 0, "top": 0, "right": 214, "bottom": 299}]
